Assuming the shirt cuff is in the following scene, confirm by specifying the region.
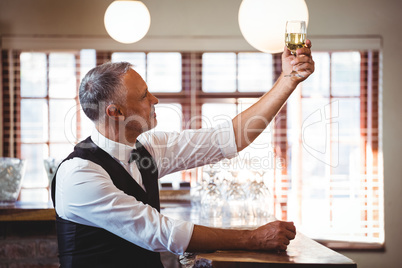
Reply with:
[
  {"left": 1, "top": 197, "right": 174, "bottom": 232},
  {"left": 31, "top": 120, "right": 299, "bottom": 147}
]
[
  {"left": 167, "top": 219, "right": 194, "bottom": 254},
  {"left": 215, "top": 120, "right": 238, "bottom": 159}
]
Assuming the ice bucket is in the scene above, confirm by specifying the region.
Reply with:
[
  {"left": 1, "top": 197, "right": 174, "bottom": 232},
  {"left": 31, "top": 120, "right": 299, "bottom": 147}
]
[{"left": 0, "top": 157, "right": 27, "bottom": 202}]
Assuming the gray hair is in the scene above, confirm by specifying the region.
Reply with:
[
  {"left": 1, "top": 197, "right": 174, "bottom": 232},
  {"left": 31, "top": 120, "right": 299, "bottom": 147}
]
[{"left": 79, "top": 61, "right": 133, "bottom": 122}]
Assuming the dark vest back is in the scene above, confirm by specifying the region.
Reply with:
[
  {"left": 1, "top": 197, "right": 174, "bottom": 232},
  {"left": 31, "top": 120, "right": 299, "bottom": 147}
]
[{"left": 51, "top": 137, "right": 163, "bottom": 268}]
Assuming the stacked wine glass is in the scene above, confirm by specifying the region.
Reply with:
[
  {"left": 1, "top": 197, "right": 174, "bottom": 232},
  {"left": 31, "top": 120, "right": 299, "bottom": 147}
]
[{"left": 191, "top": 160, "right": 275, "bottom": 228}]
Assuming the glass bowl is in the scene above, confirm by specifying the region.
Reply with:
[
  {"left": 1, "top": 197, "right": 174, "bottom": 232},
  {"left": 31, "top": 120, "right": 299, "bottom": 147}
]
[{"left": 0, "top": 157, "right": 27, "bottom": 202}]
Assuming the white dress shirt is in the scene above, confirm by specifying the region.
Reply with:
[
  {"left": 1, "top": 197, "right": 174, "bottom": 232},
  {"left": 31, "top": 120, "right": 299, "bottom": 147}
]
[{"left": 55, "top": 120, "right": 237, "bottom": 255}]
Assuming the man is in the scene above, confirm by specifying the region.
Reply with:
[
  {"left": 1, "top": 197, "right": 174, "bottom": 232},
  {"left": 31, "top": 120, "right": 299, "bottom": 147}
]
[{"left": 52, "top": 41, "right": 314, "bottom": 267}]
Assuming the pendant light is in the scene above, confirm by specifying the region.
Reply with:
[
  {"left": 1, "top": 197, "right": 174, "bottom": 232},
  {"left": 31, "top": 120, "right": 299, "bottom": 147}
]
[
  {"left": 104, "top": 0, "right": 151, "bottom": 44},
  {"left": 238, "top": 0, "right": 309, "bottom": 53}
]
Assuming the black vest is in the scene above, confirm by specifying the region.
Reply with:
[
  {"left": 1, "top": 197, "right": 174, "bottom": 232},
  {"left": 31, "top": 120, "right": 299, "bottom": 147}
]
[{"left": 51, "top": 137, "right": 164, "bottom": 268}]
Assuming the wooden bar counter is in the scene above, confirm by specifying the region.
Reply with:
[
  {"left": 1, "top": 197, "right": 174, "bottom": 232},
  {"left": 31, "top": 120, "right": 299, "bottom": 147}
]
[
  {"left": 1, "top": 200, "right": 357, "bottom": 267},
  {"left": 162, "top": 203, "right": 357, "bottom": 268},
  {"left": 189, "top": 232, "right": 356, "bottom": 267},
  {"left": 0, "top": 201, "right": 55, "bottom": 221}
]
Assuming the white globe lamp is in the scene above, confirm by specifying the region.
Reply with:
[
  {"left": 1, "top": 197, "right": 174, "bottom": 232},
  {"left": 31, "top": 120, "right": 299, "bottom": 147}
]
[
  {"left": 104, "top": 0, "right": 151, "bottom": 44},
  {"left": 238, "top": 0, "right": 309, "bottom": 53}
]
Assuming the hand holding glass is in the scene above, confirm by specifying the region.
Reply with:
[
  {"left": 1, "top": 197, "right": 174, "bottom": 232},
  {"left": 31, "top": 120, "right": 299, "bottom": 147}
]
[{"left": 285, "top": 20, "right": 307, "bottom": 78}]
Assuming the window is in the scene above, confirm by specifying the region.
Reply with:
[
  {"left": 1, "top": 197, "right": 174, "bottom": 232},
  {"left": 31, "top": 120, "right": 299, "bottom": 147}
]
[
  {"left": 198, "top": 51, "right": 382, "bottom": 245},
  {"left": 112, "top": 52, "right": 184, "bottom": 188},
  {"left": 202, "top": 52, "right": 272, "bottom": 93},
  {"left": 17, "top": 50, "right": 95, "bottom": 201},
  {"left": 112, "top": 52, "right": 182, "bottom": 93},
  {"left": 286, "top": 51, "right": 382, "bottom": 245},
  {"left": 200, "top": 52, "right": 275, "bottom": 178},
  {"left": 7, "top": 48, "right": 382, "bottom": 247}
]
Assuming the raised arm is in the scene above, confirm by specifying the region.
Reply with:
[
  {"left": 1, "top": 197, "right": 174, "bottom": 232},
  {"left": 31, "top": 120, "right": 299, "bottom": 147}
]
[{"left": 232, "top": 41, "right": 315, "bottom": 151}]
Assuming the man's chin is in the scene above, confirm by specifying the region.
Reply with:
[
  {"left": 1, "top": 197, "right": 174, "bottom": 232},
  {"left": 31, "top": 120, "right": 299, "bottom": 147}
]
[{"left": 145, "top": 119, "right": 158, "bottom": 132}]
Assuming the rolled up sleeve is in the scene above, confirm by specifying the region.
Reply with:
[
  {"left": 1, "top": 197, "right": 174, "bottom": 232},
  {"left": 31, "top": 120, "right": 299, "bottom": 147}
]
[
  {"left": 167, "top": 219, "right": 194, "bottom": 254},
  {"left": 214, "top": 120, "right": 238, "bottom": 159}
]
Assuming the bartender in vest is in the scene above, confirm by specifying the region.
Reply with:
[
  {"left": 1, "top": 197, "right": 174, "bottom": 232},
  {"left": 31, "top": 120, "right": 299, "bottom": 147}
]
[{"left": 52, "top": 41, "right": 314, "bottom": 267}]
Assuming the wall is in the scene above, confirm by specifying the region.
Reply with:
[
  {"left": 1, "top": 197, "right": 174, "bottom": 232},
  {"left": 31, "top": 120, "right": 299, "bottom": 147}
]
[
  {"left": 0, "top": 221, "right": 179, "bottom": 267},
  {"left": 1, "top": 0, "right": 402, "bottom": 267},
  {"left": 0, "top": 221, "right": 58, "bottom": 268}
]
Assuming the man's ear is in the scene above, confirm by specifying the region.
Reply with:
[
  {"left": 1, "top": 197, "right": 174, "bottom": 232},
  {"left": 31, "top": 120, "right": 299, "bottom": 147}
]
[{"left": 106, "top": 104, "right": 124, "bottom": 121}]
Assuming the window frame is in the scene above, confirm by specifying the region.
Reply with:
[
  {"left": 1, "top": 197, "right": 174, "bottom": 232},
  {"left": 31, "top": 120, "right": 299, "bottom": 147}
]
[
  {"left": 17, "top": 51, "right": 84, "bottom": 198},
  {"left": 20, "top": 51, "right": 83, "bottom": 151},
  {"left": 6, "top": 48, "right": 382, "bottom": 250},
  {"left": 286, "top": 51, "right": 383, "bottom": 249}
]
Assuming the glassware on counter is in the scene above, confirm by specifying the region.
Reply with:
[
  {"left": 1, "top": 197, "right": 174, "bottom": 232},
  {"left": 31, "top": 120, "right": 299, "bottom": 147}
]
[
  {"left": 43, "top": 158, "right": 61, "bottom": 187},
  {"left": 194, "top": 161, "right": 275, "bottom": 228},
  {"left": 245, "top": 169, "right": 274, "bottom": 225},
  {"left": 226, "top": 181, "right": 247, "bottom": 227},
  {"left": 200, "top": 181, "right": 224, "bottom": 227},
  {"left": 0, "top": 157, "right": 27, "bottom": 202}
]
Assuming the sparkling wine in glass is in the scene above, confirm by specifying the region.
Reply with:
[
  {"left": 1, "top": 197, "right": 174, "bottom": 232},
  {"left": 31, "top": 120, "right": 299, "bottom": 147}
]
[{"left": 284, "top": 20, "right": 307, "bottom": 78}]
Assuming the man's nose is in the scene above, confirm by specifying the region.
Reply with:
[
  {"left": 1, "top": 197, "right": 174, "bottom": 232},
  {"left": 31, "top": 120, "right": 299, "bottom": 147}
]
[{"left": 152, "top": 94, "right": 159, "bottom": 104}]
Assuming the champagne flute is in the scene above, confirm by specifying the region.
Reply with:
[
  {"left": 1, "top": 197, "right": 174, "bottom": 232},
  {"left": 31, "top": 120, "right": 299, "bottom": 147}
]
[{"left": 284, "top": 20, "right": 307, "bottom": 78}]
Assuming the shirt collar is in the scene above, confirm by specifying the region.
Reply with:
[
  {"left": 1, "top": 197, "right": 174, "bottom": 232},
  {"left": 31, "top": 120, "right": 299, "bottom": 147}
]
[{"left": 91, "top": 129, "right": 135, "bottom": 163}]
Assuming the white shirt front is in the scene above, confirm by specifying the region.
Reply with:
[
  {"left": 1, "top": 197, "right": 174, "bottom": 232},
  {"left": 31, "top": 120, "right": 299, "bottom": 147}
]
[{"left": 55, "top": 120, "right": 237, "bottom": 255}]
